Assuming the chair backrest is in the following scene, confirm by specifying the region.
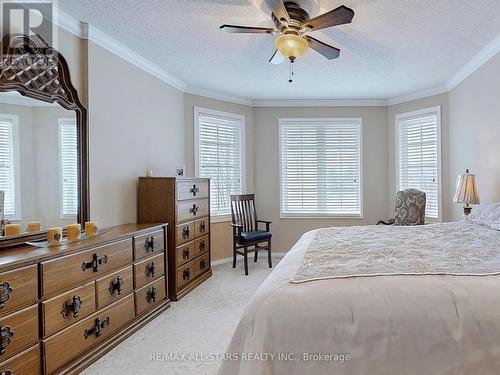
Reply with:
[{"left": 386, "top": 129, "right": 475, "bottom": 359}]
[
  {"left": 230, "top": 194, "right": 258, "bottom": 232},
  {"left": 394, "top": 188, "right": 426, "bottom": 225}
]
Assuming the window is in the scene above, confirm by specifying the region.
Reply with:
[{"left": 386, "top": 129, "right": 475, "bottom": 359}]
[
  {"left": 195, "top": 107, "right": 245, "bottom": 217},
  {"left": 0, "top": 114, "right": 20, "bottom": 220},
  {"left": 59, "top": 118, "right": 78, "bottom": 218},
  {"left": 396, "top": 106, "right": 441, "bottom": 220},
  {"left": 280, "top": 118, "right": 362, "bottom": 218}
]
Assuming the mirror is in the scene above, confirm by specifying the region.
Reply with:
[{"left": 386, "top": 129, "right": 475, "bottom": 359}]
[
  {"left": 0, "top": 92, "right": 78, "bottom": 232},
  {"left": 0, "top": 33, "right": 88, "bottom": 246}
]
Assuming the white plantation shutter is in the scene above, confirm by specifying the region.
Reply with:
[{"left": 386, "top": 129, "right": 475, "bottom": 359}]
[
  {"left": 59, "top": 119, "right": 78, "bottom": 218},
  {"left": 195, "top": 109, "right": 244, "bottom": 217},
  {"left": 280, "top": 119, "right": 362, "bottom": 217},
  {"left": 397, "top": 108, "right": 440, "bottom": 219},
  {"left": 0, "top": 115, "right": 19, "bottom": 218}
]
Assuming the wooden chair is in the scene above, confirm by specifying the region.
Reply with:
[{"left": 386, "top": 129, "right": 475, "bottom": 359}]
[{"left": 230, "top": 194, "right": 272, "bottom": 276}]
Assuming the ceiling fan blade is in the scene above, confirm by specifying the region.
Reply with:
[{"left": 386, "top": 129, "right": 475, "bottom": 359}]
[
  {"left": 304, "top": 36, "right": 340, "bottom": 60},
  {"left": 264, "top": 0, "right": 290, "bottom": 24},
  {"left": 220, "top": 25, "right": 275, "bottom": 34},
  {"left": 304, "top": 5, "right": 354, "bottom": 31},
  {"left": 269, "top": 49, "right": 285, "bottom": 64}
]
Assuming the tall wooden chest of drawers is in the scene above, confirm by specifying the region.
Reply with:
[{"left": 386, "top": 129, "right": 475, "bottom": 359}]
[
  {"left": 137, "top": 177, "right": 212, "bottom": 300},
  {"left": 0, "top": 223, "right": 169, "bottom": 374}
]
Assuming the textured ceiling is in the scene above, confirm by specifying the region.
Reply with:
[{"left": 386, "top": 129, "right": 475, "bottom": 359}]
[{"left": 58, "top": 0, "right": 500, "bottom": 100}]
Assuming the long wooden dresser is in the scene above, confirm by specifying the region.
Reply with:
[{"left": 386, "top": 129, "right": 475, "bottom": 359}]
[
  {"left": 137, "top": 177, "right": 212, "bottom": 301},
  {"left": 0, "top": 223, "right": 169, "bottom": 374}
]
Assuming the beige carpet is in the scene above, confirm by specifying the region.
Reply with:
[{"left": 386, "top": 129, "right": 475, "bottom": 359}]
[{"left": 81, "top": 256, "right": 281, "bottom": 375}]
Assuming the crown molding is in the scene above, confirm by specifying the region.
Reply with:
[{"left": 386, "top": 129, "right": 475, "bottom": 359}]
[
  {"left": 446, "top": 34, "right": 500, "bottom": 91},
  {"left": 53, "top": 8, "right": 500, "bottom": 108},
  {"left": 185, "top": 87, "right": 253, "bottom": 106},
  {"left": 386, "top": 85, "right": 449, "bottom": 106},
  {"left": 253, "top": 98, "right": 387, "bottom": 107}
]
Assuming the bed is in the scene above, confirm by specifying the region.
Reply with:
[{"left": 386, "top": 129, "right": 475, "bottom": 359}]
[{"left": 218, "top": 205, "right": 500, "bottom": 375}]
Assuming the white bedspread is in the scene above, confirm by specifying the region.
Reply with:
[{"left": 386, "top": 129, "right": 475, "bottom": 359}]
[{"left": 218, "top": 222, "right": 500, "bottom": 375}]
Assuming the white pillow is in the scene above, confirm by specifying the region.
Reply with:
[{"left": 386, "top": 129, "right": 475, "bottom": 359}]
[{"left": 469, "top": 203, "right": 500, "bottom": 230}]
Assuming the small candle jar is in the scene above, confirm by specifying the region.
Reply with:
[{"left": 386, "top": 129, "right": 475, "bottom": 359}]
[
  {"left": 26, "top": 221, "right": 41, "bottom": 233},
  {"left": 4, "top": 224, "right": 21, "bottom": 236},
  {"left": 85, "top": 221, "right": 98, "bottom": 237},
  {"left": 47, "top": 227, "right": 63, "bottom": 245},
  {"left": 66, "top": 224, "right": 81, "bottom": 241}
]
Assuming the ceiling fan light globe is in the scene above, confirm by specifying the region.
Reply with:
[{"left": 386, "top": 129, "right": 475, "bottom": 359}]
[{"left": 275, "top": 34, "right": 308, "bottom": 60}]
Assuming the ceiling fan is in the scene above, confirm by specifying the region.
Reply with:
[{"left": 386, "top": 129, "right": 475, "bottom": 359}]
[{"left": 220, "top": 0, "right": 354, "bottom": 81}]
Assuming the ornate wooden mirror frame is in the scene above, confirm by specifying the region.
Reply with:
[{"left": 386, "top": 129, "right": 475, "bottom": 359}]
[{"left": 0, "top": 34, "right": 89, "bottom": 247}]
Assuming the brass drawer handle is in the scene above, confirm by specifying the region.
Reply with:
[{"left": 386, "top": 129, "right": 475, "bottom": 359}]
[
  {"left": 199, "top": 240, "right": 206, "bottom": 252},
  {"left": 61, "top": 295, "right": 83, "bottom": 319},
  {"left": 199, "top": 258, "right": 207, "bottom": 271},
  {"left": 145, "top": 261, "right": 157, "bottom": 277},
  {"left": 189, "top": 204, "right": 199, "bottom": 216},
  {"left": 0, "top": 281, "right": 13, "bottom": 309},
  {"left": 108, "top": 276, "right": 124, "bottom": 296},
  {"left": 189, "top": 184, "right": 199, "bottom": 196},
  {"left": 0, "top": 326, "right": 13, "bottom": 354},
  {"left": 182, "top": 248, "right": 190, "bottom": 260},
  {"left": 182, "top": 268, "right": 190, "bottom": 281},
  {"left": 182, "top": 226, "right": 190, "bottom": 239},
  {"left": 81, "top": 253, "right": 108, "bottom": 272},
  {"left": 84, "top": 317, "right": 111, "bottom": 338},
  {"left": 144, "top": 236, "right": 156, "bottom": 252},
  {"left": 199, "top": 221, "right": 206, "bottom": 233},
  {"left": 146, "top": 286, "right": 158, "bottom": 304}
]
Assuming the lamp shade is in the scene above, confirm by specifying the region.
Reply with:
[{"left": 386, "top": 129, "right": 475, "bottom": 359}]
[{"left": 453, "top": 169, "right": 480, "bottom": 205}]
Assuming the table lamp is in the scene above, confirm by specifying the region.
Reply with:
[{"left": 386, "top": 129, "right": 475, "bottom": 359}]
[{"left": 453, "top": 169, "right": 480, "bottom": 218}]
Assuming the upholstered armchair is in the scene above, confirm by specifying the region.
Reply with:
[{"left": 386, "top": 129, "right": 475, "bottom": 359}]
[{"left": 378, "top": 188, "right": 426, "bottom": 225}]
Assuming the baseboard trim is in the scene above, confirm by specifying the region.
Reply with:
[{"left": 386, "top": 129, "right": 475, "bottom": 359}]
[{"left": 212, "top": 251, "right": 287, "bottom": 266}]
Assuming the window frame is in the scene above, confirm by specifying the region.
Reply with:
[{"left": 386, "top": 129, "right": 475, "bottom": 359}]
[
  {"left": 0, "top": 113, "right": 21, "bottom": 221},
  {"left": 194, "top": 107, "right": 246, "bottom": 221},
  {"left": 395, "top": 105, "right": 442, "bottom": 222},
  {"left": 58, "top": 117, "right": 78, "bottom": 220},
  {"left": 279, "top": 117, "right": 363, "bottom": 219}
]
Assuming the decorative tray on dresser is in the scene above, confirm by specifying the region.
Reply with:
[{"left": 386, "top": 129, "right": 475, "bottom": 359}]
[
  {"left": 137, "top": 177, "right": 212, "bottom": 301},
  {"left": 0, "top": 223, "right": 169, "bottom": 375}
]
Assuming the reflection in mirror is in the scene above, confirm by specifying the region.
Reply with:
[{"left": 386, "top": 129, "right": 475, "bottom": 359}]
[{"left": 0, "top": 91, "right": 78, "bottom": 235}]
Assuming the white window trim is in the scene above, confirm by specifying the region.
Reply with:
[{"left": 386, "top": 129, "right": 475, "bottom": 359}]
[
  {"left": 0, "top": 113, "right": 21, "bottom": 221},
  {"left": 58, "top": 118, "right": 78, "bottom": 220},
  {"left": 194, "top": 107, "right": 246, "bottom": 219},
  {"left": 395, "top": 105, "right": 442, "bottom": 222},
  {"left": 279, "top": 117, "right": 363, "bottom": 219}
]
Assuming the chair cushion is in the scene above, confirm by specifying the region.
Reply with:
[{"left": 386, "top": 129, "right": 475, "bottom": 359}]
[{"left": 239, "top": 230, "right": 272, "bottom": 244}]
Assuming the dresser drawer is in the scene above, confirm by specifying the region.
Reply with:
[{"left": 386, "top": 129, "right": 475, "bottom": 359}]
[
  {"left": 194, "top": 217, "right": 209, "bottom": 238},
  {"left": 0, "top": 304, "right": 38, "bottom": 360},
  {"left": 42, "top": 239, "right": 133, "bottom": 296},
  {"left": 134, "top": 253, "right": 165, "bottom": 289},
  {"left": 176, "top": 261, "right": 194, "bottom": 290},
  {"left": 43, "top": 295, "right": 135, "bottom": 374},
  {"left": 177, "top": 180, "right": 209, "bottom": 201},
  {"left": 193, "top": 253, "right": 210, "bottom": 278},
  {"left": 177, "top": 199, "right": 209, "bottom": 223},
  {"left": 42, "top": 282, "right": 96, "bottom": 337},
  {"left": 175, "top": 242, "right": 195, "bottom": 267},
  {"left": 0, "top": 345, "right": 40, "bottom": 375},
  {"left": 134, "top": 277, "right": 166, "bottom": 316},
  {"left": 176, "top": 222, "right": 195, "bottom": 246},
  {"left": 193, "top": 235, "right": 209, "bottom": 258},
  {"left": 0, "top": 265, "right": 37, "bottom": 315},
  {"left": 133, "top": 230, "right": 165, "bottom": 261},
  {"left": 96, "top": 266, "right": 133, "bottom": 309}
]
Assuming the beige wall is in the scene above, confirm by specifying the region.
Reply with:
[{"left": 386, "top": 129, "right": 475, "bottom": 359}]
[
  {"left": 387, "top": 93, "right": 451, "bottom": 220},
  {"left": 254, "top": 106, "right": 389, "bottom": 251},
  {"left": 449, "top": 52, "right": 500, "bottom": 220},
  {"left": 88, "top": 42, "right": 185, "bottom": 227}
]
